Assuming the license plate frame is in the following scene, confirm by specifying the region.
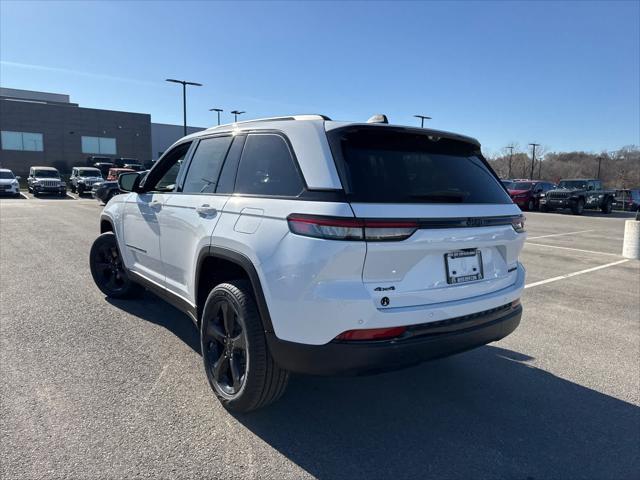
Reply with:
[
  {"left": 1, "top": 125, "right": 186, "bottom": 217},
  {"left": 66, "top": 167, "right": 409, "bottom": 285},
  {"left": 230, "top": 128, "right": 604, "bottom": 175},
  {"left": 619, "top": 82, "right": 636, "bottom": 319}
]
[{"left": 444, "top": 249, "right": 484, "bottom": 285}]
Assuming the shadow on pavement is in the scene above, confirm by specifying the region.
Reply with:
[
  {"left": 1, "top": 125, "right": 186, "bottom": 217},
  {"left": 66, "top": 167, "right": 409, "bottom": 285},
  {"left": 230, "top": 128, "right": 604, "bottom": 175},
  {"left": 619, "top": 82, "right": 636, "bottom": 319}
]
[
  {"left": 106, "top": 293, "right": 639, "bottom": 479},
  {"left": 106, "top": 291, "right": 201, "bottom": 354},
  {"left": 236, "top": 346, "right": 640, "bottom": 479}
]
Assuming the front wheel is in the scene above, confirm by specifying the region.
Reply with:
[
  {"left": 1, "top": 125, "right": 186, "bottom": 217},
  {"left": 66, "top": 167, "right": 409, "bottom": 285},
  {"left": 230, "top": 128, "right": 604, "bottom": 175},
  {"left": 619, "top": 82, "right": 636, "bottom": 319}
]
[
  {"left": 571, "top": 199, "right": 584, "bottom": 215},
  {"left": 527, "top": 199, "right": 535, "bottom": 211},
  {"left": 89, "top": 232, "right": 143, "bottom": 298},
  {"left": 201, "top": 281, "right": 289, "bottom": 412},
  {"left": 601, "top": 199, "right": 613, "bottom": 214}
]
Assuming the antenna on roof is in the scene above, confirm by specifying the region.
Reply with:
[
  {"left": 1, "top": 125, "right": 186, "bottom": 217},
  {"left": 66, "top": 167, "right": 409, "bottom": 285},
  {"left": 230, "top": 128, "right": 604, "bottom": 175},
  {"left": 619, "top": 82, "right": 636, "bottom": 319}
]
[{"left": 366, "top": 114, "right": 388, "bottom": 124}]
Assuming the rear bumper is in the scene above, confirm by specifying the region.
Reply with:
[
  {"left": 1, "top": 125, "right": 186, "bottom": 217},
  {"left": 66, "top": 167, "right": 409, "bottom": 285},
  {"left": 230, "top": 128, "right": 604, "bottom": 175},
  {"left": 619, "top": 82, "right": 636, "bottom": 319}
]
[{"left": 268, "top": 303, "right": 522, "bottom": 375}]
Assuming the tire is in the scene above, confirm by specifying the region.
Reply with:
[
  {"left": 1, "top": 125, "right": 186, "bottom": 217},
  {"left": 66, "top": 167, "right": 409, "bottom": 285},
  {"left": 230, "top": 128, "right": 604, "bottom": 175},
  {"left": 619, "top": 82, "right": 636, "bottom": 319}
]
[
  {"left": 89, "top": 232, "right": 144, "bottom": 298},
  {"left": 78, "top": 186, "right": 85, "bottom": 195},
  {"left": 60, "top": 190, "right": 67, "bottom": 197},
  {"left": 601, "top": 198, "right": 613, "bottom": 214},
  {"left": 71, "top": 185, "right": 76, "bottom": 193},
  {"left": 527, "top": 199, "right": 535, "bottom": 211},
  {"left": 201, "top": 280, "right": 289, "bottom": 413},
  {"left": 571, "top": 198, "right": 584, "bottom": 215}
]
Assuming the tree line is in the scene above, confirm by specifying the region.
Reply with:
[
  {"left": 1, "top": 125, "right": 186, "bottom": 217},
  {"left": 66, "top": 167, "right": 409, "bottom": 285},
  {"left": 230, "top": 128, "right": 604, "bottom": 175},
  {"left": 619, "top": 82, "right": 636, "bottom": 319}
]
[{"left": 487, "top": 145, "right": 640, "bottom": 189}]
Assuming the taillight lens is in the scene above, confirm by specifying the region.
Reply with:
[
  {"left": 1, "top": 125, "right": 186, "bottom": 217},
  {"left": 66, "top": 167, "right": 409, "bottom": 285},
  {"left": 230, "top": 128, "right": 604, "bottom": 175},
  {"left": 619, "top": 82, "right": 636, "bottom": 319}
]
[
  {"left": 287, "top": 214, "right": 417, "bottom": 241},
  {"left": 511, "top": 215, "right": 526, "bottom": 233},
  {"left": 335, "top": 326, "right": 407, "bottom": 341}
]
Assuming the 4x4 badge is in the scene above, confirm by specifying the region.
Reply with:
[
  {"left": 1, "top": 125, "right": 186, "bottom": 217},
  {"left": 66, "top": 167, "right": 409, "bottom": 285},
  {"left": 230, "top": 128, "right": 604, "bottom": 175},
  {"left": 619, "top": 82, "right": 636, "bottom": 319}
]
[{"left": 374, "top": 286, "right": 395, "bottom": 291}]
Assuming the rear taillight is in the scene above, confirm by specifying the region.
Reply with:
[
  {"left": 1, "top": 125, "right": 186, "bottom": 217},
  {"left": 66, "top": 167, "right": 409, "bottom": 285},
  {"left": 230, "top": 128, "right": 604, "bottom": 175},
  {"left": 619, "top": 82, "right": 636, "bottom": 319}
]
[
  {"left": 335, "top": 326, "right": 407, "bottom": 341},
  {"left": 287, "top": 214, "right": 418, "bottom": 241}
]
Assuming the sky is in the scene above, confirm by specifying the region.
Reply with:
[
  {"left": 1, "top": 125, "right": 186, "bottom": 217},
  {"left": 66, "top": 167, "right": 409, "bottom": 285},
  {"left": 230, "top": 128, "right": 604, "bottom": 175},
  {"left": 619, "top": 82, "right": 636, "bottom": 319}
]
[{"left": 0, "top": 0, "right": 638, "bottom": 156}]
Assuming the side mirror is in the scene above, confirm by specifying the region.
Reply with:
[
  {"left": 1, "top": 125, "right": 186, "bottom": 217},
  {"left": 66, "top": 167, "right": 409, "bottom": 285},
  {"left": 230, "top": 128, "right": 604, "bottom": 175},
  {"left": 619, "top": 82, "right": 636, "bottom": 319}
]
[
  {"left": 15, "top": 176, "right": 21, "bottom": 180},
  {"left": 118, "top": 172, "right": 141, "bottom": 192}
]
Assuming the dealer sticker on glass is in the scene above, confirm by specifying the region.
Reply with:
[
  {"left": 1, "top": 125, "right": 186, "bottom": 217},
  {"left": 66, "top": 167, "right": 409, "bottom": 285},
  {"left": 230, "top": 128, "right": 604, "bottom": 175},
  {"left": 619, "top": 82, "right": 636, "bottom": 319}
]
[{"left": 444, "top": 249, "right": 483, "bottom": 284}]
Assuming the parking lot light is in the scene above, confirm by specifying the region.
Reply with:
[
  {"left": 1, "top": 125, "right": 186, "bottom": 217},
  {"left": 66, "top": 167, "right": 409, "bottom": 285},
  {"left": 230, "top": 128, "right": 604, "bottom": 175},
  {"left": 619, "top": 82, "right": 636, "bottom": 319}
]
[{"left": 165, "top": 78, "right": 203, "bottom": 136}]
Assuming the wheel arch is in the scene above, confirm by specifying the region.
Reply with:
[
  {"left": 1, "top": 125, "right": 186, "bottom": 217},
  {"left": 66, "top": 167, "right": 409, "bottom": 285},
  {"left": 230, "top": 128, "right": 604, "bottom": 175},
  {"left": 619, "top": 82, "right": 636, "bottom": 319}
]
[
  {"left": 195, "top": 246, "right": 274, "bottom": 333},
  {"left": 100, "top": 215, "right": 115, "bottom": 233}
]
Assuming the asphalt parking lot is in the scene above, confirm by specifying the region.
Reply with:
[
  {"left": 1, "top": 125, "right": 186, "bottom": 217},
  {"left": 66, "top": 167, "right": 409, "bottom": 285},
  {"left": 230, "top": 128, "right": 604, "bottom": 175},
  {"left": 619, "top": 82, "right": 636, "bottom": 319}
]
[{"left": 1, "top": 196, "right": 639, "bottom": 480}]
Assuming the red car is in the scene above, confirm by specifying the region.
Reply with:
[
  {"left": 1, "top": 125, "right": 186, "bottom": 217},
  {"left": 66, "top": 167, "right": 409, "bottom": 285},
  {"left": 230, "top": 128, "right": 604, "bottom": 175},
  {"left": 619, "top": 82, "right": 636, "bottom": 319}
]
[{"left": 508, "top": 181, "right": 556, "bottom": 211}]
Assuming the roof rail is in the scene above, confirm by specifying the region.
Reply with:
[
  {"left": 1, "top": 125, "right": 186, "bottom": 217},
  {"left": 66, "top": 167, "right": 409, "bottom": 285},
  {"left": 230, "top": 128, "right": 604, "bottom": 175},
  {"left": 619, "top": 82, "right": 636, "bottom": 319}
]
[{"left": 206, "top": 114, "right": 331, "bottom": 131}]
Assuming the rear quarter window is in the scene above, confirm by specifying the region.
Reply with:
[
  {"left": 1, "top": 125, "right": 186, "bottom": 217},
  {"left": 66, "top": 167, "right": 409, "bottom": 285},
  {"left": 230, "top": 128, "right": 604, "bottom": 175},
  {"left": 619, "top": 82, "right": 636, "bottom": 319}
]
[
  {"left": 235, "top": 134, "right": 303, "bottom": 197},
  {"left": 327, "top": 127, "right": 510, "bottom": 204}
]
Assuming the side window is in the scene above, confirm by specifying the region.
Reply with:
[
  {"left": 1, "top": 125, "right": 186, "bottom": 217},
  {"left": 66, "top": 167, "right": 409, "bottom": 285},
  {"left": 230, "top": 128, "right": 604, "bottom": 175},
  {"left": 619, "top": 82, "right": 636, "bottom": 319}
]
[
  {"left": 143, "top": 142, "right": 192, "bottom": 193},
  {"left": 182, "top": 136, "right": 233, "bottom": 193},
  {"left": 216, "top": 136, "right": 246, "bottom": 194},
  {"left": 235, "top": 134, "right": 303, "bottom": 196}
]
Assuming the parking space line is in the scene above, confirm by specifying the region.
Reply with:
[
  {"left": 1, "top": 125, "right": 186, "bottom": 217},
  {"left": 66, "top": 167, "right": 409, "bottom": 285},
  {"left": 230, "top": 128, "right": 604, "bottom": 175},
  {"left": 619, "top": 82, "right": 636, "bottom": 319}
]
[
  {"left": 527, "top": 229, "right": 594, "bottom": 240},
  {"left": 525, "top": 242, "right": 621, "bottom": 257},
  {"left": 525, "top": 259, "right": 629, "bottom": 289}
]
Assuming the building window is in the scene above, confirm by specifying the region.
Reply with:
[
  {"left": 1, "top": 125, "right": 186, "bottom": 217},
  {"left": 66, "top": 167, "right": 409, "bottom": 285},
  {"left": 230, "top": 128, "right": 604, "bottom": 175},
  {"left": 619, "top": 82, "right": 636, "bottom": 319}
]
[
  {"left": 1, "top": 131, "right": 44, "bottom": 151},
  {"left": 81, "top": 136, "right": 117, "bottom": 155}
]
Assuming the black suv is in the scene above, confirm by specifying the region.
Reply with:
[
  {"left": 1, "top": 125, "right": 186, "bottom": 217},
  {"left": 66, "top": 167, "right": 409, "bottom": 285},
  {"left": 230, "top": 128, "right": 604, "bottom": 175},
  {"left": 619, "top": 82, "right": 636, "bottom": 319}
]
[{"left": 541, "top": 179, "right": 615, "bottom": 215}]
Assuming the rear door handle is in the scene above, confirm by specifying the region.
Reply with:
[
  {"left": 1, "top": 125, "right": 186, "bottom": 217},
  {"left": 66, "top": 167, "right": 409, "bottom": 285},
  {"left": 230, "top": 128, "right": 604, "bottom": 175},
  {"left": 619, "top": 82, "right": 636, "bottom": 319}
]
[
  {"left": 196, "top": 204, "right": 217, "bottom": 217},
  {"left": 149, "top": 200, "right": 163, "bottom": 210}
]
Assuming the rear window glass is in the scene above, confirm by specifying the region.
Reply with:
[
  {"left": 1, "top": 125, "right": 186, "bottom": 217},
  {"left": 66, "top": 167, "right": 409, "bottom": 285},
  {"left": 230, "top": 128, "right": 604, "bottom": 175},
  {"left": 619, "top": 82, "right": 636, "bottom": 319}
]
[{"left": 328, "top": 128, "right": 510, "bottom": 204}]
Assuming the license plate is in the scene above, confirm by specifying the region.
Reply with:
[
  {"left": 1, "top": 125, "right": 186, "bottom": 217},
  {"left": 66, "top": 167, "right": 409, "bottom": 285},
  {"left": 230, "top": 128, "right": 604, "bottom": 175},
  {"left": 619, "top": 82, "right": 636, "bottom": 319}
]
[{"left": 445, "top": 249, "right": 483, "bottom": 284}]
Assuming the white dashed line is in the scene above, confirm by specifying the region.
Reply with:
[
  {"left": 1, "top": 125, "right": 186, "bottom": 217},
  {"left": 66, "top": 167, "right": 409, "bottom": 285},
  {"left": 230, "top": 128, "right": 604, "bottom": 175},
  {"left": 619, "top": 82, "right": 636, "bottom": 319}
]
[
  {"left": 525, "top": 259, "right": 630, "bottom": 289},
  {"left": 525, "top": 242, "right": 621, "bottom": 257}
]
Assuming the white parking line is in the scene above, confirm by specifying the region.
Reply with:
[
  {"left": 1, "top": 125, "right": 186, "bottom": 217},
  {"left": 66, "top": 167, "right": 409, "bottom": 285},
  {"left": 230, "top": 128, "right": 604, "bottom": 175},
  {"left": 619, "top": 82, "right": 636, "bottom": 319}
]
[
  {"left": 525, "top": 242, "right": 621, "bottom": 257},
  {"left": 527, "top": 229, "right": 594, "bottom": 240},
  {"left": 525, "top": 259, "right": 629, "bottom": 289}
]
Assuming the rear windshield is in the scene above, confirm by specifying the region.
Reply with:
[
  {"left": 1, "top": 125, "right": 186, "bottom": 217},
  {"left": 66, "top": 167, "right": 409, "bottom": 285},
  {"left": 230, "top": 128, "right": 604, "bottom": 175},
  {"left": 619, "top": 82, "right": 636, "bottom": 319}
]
[
  {"left": 511, "top": 182, "right": 534, "bottom": 190},
  {"left": 327, "top": 127, "right": 510, "bottom": 204}
]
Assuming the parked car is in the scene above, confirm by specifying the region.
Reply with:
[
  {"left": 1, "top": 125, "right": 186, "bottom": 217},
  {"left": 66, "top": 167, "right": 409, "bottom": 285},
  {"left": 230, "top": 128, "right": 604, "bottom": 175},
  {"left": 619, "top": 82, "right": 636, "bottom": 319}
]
[
  {"left": 540, "top": 179, "right": 615, "bottom": 214},
  {"left": 92, "top": 170, "right": 148, "bottom": 204},
  {"left": 27, "top": 166, "right": 66, "bottom": 196},
  {"left": 106, "top": 167, "right": 135, "bottom": 181},
  {"left": 501, "top": 179, "right": 514, "bottom": 190},
  {"left": 69, "top": 167, "right": 103, "bottom": 194},
  {"left": 122, "top": 163, "right": 145, "bottom": 172},
  {"left": 113, "top": 157, "right": 138, "bottom": 168},
  {"left": 507, "top": 180, "right": 556, "bottom": 211},
  {"left": 613, "top": 189, "right": 640, "bottom": 211},
  {"left": 92, "top": 162, "right": 115, "bottom": 178},
  {"left": 0, "top": 168, "right": 21, "bottom": 197},
  {"left": 89, "top": 115, "right": 525, "bottom": 412}
]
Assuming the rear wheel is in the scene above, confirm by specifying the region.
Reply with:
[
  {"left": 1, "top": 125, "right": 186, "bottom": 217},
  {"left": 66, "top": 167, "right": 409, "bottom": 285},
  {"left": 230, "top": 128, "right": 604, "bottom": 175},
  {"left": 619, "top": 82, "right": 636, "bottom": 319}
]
[
  {"left": 201, "top": 281, "right": 289, "bottom": 412},
  {"left": 89, "top": 232, "right": 143, "bottom": 298},
  {"left": 601, "top": 198, "right": 613, "bottom": 214},
  {"left": 571, "top": 198, "right": 584, "bottom": 215}
]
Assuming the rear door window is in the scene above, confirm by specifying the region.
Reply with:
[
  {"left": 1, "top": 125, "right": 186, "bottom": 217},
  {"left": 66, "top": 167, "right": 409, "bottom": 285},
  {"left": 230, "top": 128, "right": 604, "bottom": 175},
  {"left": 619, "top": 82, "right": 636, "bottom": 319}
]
[
  {"left": 235, "top": 134, "right": 303, "bottom": 197},
  {"left": 327, "top": 127, "right": 510, "bottom": 204}
]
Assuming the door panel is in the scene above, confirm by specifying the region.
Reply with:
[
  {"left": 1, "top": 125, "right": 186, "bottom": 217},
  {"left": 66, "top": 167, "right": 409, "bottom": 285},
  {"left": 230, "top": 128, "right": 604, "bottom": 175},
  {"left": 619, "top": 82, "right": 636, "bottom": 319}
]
[
  {"left": 122, "top": 192, "right": 167, "bottom": 285},
  {"left": 160, "top": 194, "right": 229, "bottom": 303}
]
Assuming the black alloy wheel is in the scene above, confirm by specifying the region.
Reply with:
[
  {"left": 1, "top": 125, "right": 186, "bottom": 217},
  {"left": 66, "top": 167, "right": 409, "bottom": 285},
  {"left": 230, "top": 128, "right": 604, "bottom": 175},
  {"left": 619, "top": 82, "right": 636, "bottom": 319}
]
[
  {"left": 201, "top": 281, "right": 289, "bottom": 412},
  {"left": 89, "top": 232, "right": 143, "bottom": 298},
  {"left": 203, "top": 299, "right": 248, "bottom": 398}
]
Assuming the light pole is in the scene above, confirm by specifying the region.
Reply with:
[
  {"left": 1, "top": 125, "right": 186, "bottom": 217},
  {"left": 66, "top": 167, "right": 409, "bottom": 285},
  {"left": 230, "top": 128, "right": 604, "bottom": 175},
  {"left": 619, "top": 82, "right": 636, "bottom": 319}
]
[
  {"left": 166, "top": 78, "right": 203, "bottom": 136},
  {"left": 528, "top": 143, "right": 540, "bottom": 180},
  {"left": 209, "top": 108, "right": 223, "bottom": 126},
  {"left": 414, "top": 114, "right": 431, "bottom": 128},
  {"left": 596, "top": 155, "right": 603, "bottom": 179},
  {"left": 230, "top": 110, "right": 245, "bottom": 122},
  {"left": 506, "top": 146, "right": 514, "bottom": 178}
]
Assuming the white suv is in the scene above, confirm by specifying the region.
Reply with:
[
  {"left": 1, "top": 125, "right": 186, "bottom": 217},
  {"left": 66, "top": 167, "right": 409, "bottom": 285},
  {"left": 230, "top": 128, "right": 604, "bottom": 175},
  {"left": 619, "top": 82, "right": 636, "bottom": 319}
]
[{"left": 90, "top": 115, "right": 526, "bottom": 412}]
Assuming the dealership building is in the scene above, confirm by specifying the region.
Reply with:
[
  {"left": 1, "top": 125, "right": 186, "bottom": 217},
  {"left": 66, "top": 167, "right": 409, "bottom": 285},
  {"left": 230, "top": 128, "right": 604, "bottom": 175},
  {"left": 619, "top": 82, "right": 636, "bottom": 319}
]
[{"left": 0, "top": 88, "right": 204, "bottom": 176}]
